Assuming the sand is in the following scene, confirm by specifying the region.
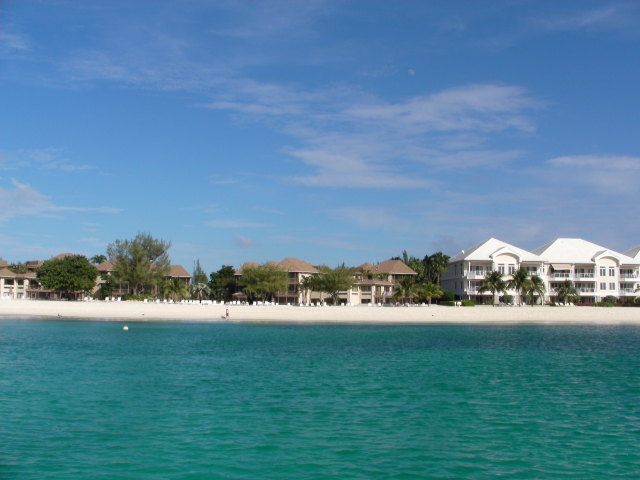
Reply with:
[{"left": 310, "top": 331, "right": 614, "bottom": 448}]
[{"left": 1, "top": 300, "right": 639, "bottom": 324}]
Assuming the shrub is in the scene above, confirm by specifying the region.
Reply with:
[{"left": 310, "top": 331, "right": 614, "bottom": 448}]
[
  {"left": 461, "top": 300, "right": 475, "bottom": 307},
  {"left": 503, "top": 295, "right": 514, "bottom": 305},
  {"left": 594, "top": 301, "right": 614, "bottom": 307},
  {"left": 440, "top": 300, "right": 456, "bottom": 306},
  {"left": 440, "top": 290, "right": 455, "bottom": 302},
  {"left": 604, "top": 295, "right": 617, "bottom": 304}
]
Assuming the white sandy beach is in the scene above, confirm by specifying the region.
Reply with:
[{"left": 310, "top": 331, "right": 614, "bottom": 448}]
[{"left": 1, "top": 300, "right": 640, "bottom": 324}]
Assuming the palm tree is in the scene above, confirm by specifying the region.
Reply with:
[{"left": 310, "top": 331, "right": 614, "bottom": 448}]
[
  {"left": 393, "top": 276, "right": 417, "bottom": 304},
  {"left": 418, "top": 282, "right": 443, "bottom": 306},
  {"left": 163, "top": 278, "right": 189, "bottom": 301},
  {"left": 299, "top": 275, "right": 316, "bottom": 304},
  {"left": 478, "top": 271, "right": 507, "bottom": 307},
  {"left": 555, "top": 280, "right": 579, "bottom": 305},
  {"left": 506, "top": 267, "right": 530, "bottom": 305},
  {"left": 423, "top": 252, "right": 450, "bottom": 285},
  {"left": 191, "top": 282, "right": 211, "bottom": 300},
  {"left": 635, "top": 285, "right": 640, "bottom": 303},
  {"left": 526, "top": 275, "right": 546, "bottom": 306}
]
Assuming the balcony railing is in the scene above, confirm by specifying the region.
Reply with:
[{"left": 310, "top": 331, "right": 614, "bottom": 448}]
[
  {"left": 466, "top": 287, "right": 479, "bottom": 293},
  {"left": 575, "top": 273, "right": 596, "bottom": 279},
  {"left": 548, "top": 273, "right": 571, "bottom": 279},
  {"left": 620, "top": 274, "right": 639, "bottom": 279},
  {"left": 620, "top": 288, "right": 637, "bottom": 294},
  {"left": 466, "top": 271, "right": 488, "bottom": 279},
  {"left": 578, "top": 288, "right": 595, "bottom": 293}
]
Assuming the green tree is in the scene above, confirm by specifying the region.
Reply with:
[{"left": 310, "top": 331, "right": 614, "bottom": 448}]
[
  {"left": 417, "top": 282, "right": 443, "bottom": 306},
  {"left": 239, "top": 263, "right": 289, "bottom": 302},
  {"left": 423, "top": 252, "right": 450, "bottom": 285},
  {"left": 555, "top": 280, "right": 579, "bottom": 304},
  {"left": 478, "top": 271, "right": 507, "bottom": 307},
  {"left": 525, "top": 275, "right": 546, "bottom": 306},
  {"left": 99, "top": 273, "right": 116, "bottom": 298},
  {"left": 191, "top": 282, "right": 211, "bottom": 300},
  {"left": 313, "top": 263, "right": 355, "bottom": 306},
  {"left": 106, "top": 232, "right": 171, "bottom": 294},
  {"left": 209, "top": 265, "right": 236, "bottom": 301},
  {"left": 506, "top": 267, "right": 530, "bottom": 305},
  {"left": 393, "top": 251, "right": 426, "bottom": 280},
  {"left": 9, "top": 262, "right": 28, "bottom": 274},
  {"left": 163, "top": 278, "right": 189, "bottom": 301},
  {"left": 192, "top": 259, "right": 208, "bottom": 285},
  {"left": 36, "top": 255, "right": 99, "bottom": 299},
  {"left": 393, "top": 276, "right": 418, "bottom": 304},
  {"left": 90, "top": 255, "right": 107, "bottom": 265},
  {"left": 299, "top": 275, "right": 316, "bottom": 304}
]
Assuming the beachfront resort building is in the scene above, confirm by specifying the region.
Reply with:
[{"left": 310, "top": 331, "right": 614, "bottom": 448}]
[
  {"left": 96, "top": 259, "right": 192, "bottom": 296},
  {"left": 234, "top": 258, "right": 417, "bottom": 305},
  {"left": 444, "top": 238, "right": 640, "bottom": 304}
]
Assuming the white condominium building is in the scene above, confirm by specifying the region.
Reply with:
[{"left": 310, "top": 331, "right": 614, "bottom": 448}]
[
  {"left": 443, "top": 238, "right": 640, "bottom": 304},
  {"left": 442, "top": 238, "right": 546, "bottom": 305}
]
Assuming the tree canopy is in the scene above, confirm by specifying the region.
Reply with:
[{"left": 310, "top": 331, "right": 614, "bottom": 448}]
[
  {"left": 90, "top": 254, "right": 107, "bottom": 265},
  {"left": 239, "top": 263, "right": 289, "bottom": 302},
  {"left": 193, "top": 259, "right": 208, "bottom": 285},
  {"left": 209, "top": 265, "right": 236, "bottom": 301},
  {"left": 106, "top": 232, "right": 171, "bottom": 294},
  {"left": 36, "top": 255, "right": 99, "bottom": 298},
  {"left": 311, "top": 263, "right": 355, "bottom": 305}
]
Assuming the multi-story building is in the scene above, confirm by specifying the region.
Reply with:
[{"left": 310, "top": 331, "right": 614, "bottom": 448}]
[
  {"left": 442, "top": 238, "right": 546, "bottom": 304},
  {"left": 0, "top": 266, "right": 38, "bottom": 299},
  {"left": 532, "top": 239, "right": 640, "bottom": 303},
  {"left": 97, "top": 259, "right": 192, "bottom": 296}
]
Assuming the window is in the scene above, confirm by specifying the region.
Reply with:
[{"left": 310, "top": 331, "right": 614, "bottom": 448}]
[
  {"left": 609, "top": 268, "right": 615, "bottom": 277},
  {"left": 609, "top": 283, "right": 616, "bottom": 291},
  {"left": 16, "top": 280, "right": 24, "bottom": 286},
  {"left": 499, "top": 264, "right": 505, "bottom": 274},
  {"left": 600, "top": 267, "right": 606, "bottom": 276},
  {"left": 600, "top": 283, "right": 606, "bottom": 290},
  {"left": 454, "top": 265, "right": 457, "bottom": 275},
  {"left": 361, "top": 286, "right": 371, "bottom": 292},
  {"left": 4, "top": 279, "right": 14, "bottom": 285},
  {"left": 455, "top": 282, "right": 457, "bottom": 290},
  {"left": 351, "top": 287, "right": 358, "bottom": 293},
  {"left": 508, "top": 264, "right": 515, "bottom": 274}
]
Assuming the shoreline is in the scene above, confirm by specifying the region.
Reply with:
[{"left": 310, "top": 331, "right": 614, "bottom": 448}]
[{"left": 1, "top": 300, "right": 639, "bottom": 324}]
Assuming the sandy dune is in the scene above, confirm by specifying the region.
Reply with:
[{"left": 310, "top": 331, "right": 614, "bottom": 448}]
[{"left": 1, "top": 300, "right": 639, "bottom": 324}]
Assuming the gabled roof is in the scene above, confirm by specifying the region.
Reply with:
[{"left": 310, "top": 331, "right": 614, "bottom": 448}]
[
  {"left": 370, "top": 259, "right": 416, "bottom": 275},
  {"left": 97, "top": 259, "right": 116, "bottom": 272},
  {"left": 354, "top": 262, "right": 375, "bottom": 272},
  {"left": 624, "top": 245, "right": 640, "bottom": 260},
  {"left": 450, "top": 238, "right": 543, "bottom": 263},
  {"left": 169, "top": 265, "right": 191, "bottom": 278},
  {"left": 0, "top": 260, "right": 8, "bottom": 267},
  {"left": 532, "top": 238, "right": 640, "bottom": 265},
  {"left": 0, "top": 268, "right": 17, "bottom": 278},
  {"left": 52, "top": 253, "right": 74, "bottom": 260},
  {"left": 235, "top": 262, "right": 261, "bottom": 276},
  {"left": 277, "top": 257, "right": 319, "bottom": 274},
  {"left": 26, "top": 260, "right": 43, "bottom": 268}
]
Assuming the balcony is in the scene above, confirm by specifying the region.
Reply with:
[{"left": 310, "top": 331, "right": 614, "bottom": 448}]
[
  {"left": 466, "top": 271, "right": 488, "bottom": 279},
  {"left": 466, "top": 287, "right": 479, "bottom": 293},
  {"left": 575, "top": 273, "right": 596, "bottom": 279},
  {"left": 620, "top": 273, "right": 639, "bottom": 279},
  {"left": 548, "top": 273, "right": 571, "bottom": 279},
  {"left": 619, "top": 288, "right": 637, "bottom": 294},
  {"left": 578, "top": 288, "right": 595, "bottom": 293}
]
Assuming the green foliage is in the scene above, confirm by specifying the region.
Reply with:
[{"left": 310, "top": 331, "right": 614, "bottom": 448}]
[
  {"left": 393, "top": 276, "right": 418, "bottom": 304},
  {"left": 162, "top": 278, "right": 189, "bottom": 301},
  {"left": 190, "top": 282, "right": 211, "bottom": 300},
  {"left": 503, "top": 294, "right": 514, "bottom": 305},
  {"left": 440, "top": 290, "right": 455, "bottom": 302},
  {"left": 193, "top": 259, "right": 208, "bottom": 285},
  {"left": 9, "top": 262, "right": 28, "bottom": 274},
  {"left": 440, "top": 301, "right": 456, "bottom": 306},
  {"left": 461, "top": 300, "right": 475, "bottom": 306},
  {"left": 36, "top": 255, "right": 99, "bottom": 298},
  {"left": 594, "top": 301, "right": 614, "bottom": 307},
  {"left": 99, "top": 273, "right": 117, "bottom": 297},
  {"left": 209, "top": 265, "right": 236, "bottom": 301},
  {"left": 106, "top": 232, "right": 171, "bottom": 294},
  {"left": 478, "top": 271, "right": 507, "bottom": 306},
  {"left": 312, "top": 263, "right": 355, "bottom": 306},
  {"left": 604, "top": 295, "right": 618, "bottom": 304},
  {"left": 506, "top": 267, "right": 530, "bottom": 305},
  {"left": 416, "top": 282, "right": 442, "bottom": 305},
  {"left": 525, "top": 275, "right": 546, "bottom": 305},
  {"left": 555, "top": 280, "right": 580, "bottom": 304},
  {"left": 239, "top": 263, "right": 289, "bottom": 302},
  {"left": 423, "top": 252, "right": 450, "bottom": 284},
  {"left": 124, "top": 292, "right": 154, "bottom": 301},
  {"left": 90, "top": 255, "right": 107, "bottom": 265}
]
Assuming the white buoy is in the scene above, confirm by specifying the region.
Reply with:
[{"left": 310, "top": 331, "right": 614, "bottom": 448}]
[{"left": 123, "top": 326, "right": 128, "bottom": 331}]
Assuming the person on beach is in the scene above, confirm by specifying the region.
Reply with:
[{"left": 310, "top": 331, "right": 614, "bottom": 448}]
[{"left": 226, "top": 308, "right": 230, "bottom": 320}]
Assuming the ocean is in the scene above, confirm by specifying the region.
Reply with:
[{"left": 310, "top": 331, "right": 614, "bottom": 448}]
[{"left": 2, "top": 319, "right": 639, "bottom": 479}]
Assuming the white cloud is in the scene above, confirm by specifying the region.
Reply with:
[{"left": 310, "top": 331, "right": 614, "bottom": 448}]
[
  {"left": 1, "top": 148, "right": 94, "bottom": 172},
  {"left": 2, "top": 31, "right": 30, "bottom": 52},
  {"left": 0, "top": 180, "right": 122, "bottom": 220},
  {"left": 539, "top": 6, "right": 639, "bottom": 32},
  {"left": 234, "top": 234, "right": 258, "bottom": 247},
  {"left": 207, "top": 220, "right": 273, "bottom": 228},
  {"left": 547, "top": 154, "right": 640, "bottom": 194}
]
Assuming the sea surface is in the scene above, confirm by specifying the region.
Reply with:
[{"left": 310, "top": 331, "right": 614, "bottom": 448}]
[{"left": 2, "top": 320, "right": 640, "bottom": 479}]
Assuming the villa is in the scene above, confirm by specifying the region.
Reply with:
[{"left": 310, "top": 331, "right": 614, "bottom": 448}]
[{"left": 443, "top": 238, "right": 640, "bottom": 304}]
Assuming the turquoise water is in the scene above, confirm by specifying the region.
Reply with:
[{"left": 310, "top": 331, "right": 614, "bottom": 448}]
[{"left": 2, "top": 320, "right": 640, "bottom": 479}]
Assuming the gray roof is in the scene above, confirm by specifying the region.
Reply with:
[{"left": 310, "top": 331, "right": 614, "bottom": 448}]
[
  {"left": 532, "top": 238, "right": 640, "bottom": 265},
  {"left": 450, "top": 238, "right": 543, "bottom": 263}
]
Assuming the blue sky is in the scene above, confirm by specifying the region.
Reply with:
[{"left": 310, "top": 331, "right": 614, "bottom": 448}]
[{"left": 2, "top": 1, "right": 639, "bottom": 273}]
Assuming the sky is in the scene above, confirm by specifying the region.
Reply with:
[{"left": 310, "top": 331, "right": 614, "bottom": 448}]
[{"left": 2, "top": 1, "right": 639, "bottom": 274}]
